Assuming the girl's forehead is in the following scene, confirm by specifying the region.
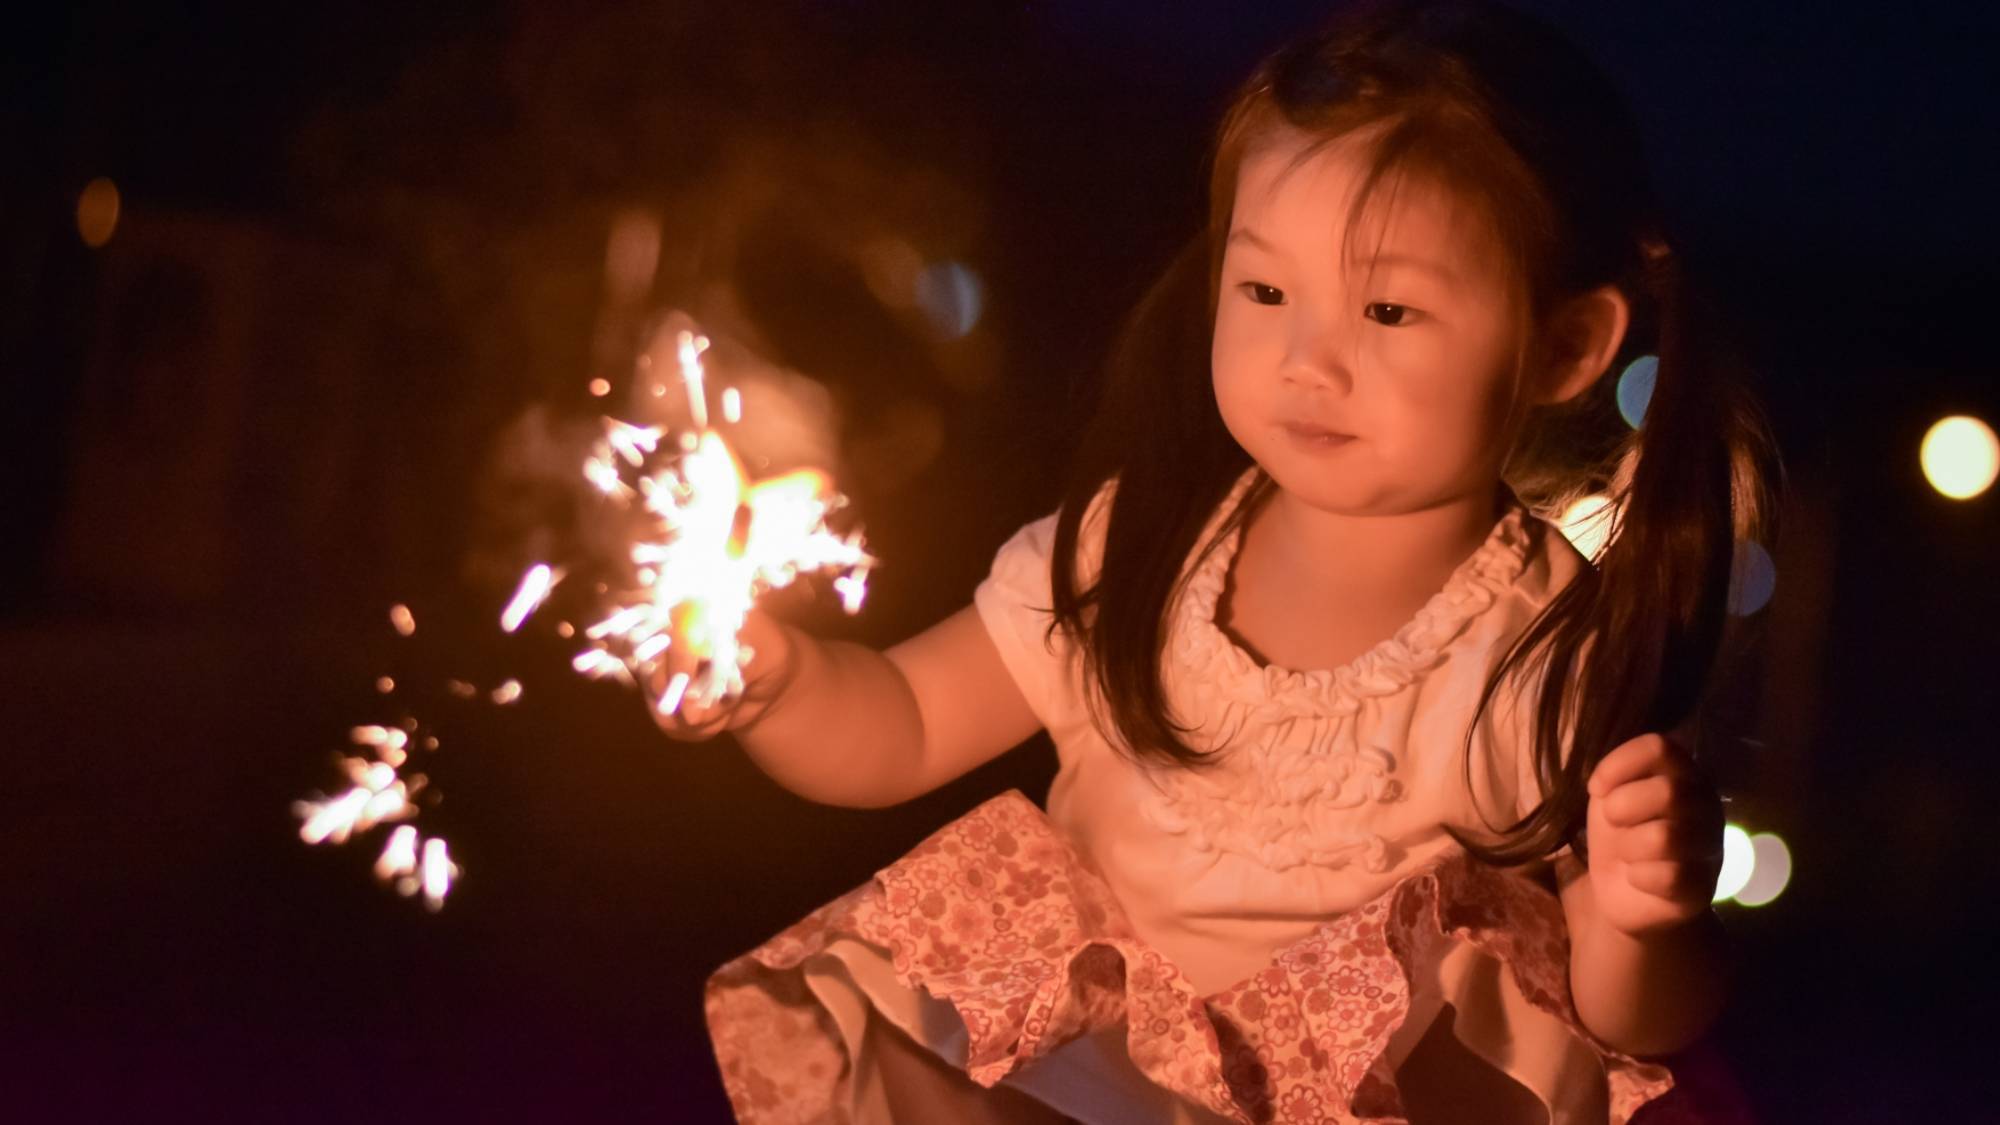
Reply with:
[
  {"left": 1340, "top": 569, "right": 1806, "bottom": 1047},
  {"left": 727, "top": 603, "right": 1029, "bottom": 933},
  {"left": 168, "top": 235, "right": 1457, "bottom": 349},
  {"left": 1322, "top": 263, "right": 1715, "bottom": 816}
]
[{"left": 1232, "top": 133, "right": 1495, "bottom": 263}]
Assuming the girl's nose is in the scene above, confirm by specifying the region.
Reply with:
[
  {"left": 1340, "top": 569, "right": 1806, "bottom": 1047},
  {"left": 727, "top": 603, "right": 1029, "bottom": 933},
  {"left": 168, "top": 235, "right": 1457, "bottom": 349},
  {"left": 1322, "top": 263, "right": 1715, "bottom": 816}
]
[{"left": 1280, "top": 317, "right": 1352, "bottom": 393}]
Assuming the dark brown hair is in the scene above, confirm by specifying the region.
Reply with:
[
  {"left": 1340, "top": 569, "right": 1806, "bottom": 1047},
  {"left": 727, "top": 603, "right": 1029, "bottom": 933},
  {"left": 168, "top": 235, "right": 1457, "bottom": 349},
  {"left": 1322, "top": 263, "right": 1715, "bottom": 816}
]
[{"left": 1047, "top": 0, "right": 1777, "bottom": 864}]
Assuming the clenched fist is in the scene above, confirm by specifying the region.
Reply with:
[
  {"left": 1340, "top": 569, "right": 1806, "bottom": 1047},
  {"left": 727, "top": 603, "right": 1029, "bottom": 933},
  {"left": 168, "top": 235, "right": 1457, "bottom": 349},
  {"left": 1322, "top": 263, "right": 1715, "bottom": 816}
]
[{"left": 1584, "top": 733, "right": 1726, "bottom": 936}]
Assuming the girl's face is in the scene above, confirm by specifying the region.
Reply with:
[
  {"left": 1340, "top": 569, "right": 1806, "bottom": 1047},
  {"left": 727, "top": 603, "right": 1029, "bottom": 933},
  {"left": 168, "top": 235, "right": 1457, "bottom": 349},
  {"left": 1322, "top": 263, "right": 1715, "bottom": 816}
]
[{"left": 1212, "top": 131, "right": 1528, "bottom": 518}]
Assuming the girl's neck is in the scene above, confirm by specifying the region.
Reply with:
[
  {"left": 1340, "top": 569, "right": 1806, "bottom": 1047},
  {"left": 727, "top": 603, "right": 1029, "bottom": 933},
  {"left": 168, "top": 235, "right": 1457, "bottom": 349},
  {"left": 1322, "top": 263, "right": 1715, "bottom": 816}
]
[{"left": 1247, "top": 483, "right": 1507, "bottom": 603}]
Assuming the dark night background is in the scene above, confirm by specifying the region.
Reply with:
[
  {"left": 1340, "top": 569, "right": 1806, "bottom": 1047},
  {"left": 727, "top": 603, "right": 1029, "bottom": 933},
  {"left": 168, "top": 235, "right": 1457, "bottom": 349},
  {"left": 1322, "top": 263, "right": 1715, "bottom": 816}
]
[{"left": 3, "top": 2, "right": 1995, "bottom": 1122}]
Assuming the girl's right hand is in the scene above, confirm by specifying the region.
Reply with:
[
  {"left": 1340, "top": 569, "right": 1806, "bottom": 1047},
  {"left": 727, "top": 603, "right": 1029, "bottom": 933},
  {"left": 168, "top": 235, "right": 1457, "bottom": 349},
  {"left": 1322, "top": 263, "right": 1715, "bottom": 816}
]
[{"left": 651, "top": 607, "right": 797, "bottom": 742}]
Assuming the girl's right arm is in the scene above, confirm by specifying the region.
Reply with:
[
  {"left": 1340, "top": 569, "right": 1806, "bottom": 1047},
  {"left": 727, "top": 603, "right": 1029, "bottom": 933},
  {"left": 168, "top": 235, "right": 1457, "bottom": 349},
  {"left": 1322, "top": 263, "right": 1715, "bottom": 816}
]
[{"left": 658, "top": 605, "right": 1043, "bottom": 809}]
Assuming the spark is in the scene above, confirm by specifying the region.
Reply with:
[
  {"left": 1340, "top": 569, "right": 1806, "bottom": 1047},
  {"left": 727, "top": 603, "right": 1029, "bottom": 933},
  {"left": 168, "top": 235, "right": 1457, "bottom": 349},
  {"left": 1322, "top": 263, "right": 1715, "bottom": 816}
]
[
  {"left": 658, "top": 671, "right": 691, "bottom": 715},
  {"left": 501, "top": 564, "right": 557, "bottom": 633},
  {"left": 375, "top": 825, "right": 419, "bottom": 882},
  {"left": 389, "top": 604, "right": 416, "bottom": 636},
  {"left": 678, "top": 330, "right": 711, "bottom": 429},
  {"left": 419, "top": 838, "right": 458, "bottom": 912}
]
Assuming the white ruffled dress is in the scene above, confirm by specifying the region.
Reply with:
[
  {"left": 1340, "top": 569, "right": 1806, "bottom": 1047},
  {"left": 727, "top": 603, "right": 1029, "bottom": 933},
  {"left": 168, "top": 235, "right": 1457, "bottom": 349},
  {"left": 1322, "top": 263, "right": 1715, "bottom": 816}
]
[{"left": 706, "top": 473, "right": 1682, "bottom": 1124}]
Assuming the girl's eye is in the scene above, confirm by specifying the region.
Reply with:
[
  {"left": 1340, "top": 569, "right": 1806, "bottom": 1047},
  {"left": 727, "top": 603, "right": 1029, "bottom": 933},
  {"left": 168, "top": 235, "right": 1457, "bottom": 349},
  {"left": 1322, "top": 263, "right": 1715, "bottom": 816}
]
[
  {"left": 1365, "top": 302, "right": 1420, "bottom": 327},
  {"left": 1240, "top": 282, "right": 1286, "bottom": 306}
]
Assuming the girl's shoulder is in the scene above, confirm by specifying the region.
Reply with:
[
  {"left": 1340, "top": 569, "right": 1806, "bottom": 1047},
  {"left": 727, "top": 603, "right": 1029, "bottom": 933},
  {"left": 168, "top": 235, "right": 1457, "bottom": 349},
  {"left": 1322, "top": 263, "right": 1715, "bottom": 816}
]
[
  {"left": 986, "top": 476, "right": 1124, "bottom": 591},
  {"left": 1513, "top": 508, "right": 1592, "bottom": 610}
]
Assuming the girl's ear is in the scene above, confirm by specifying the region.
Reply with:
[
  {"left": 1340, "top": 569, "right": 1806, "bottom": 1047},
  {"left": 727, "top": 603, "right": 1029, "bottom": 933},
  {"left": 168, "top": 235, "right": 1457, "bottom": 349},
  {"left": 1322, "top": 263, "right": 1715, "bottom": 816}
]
[{"left": 1535, "top": 285, "right": 1631, "bottom": 405}]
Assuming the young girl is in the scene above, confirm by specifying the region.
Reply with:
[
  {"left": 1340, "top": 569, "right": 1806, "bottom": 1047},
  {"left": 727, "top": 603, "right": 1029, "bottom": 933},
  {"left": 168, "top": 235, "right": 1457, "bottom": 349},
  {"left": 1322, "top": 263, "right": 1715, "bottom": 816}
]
[{"left": 684, "top": 2, "right": 1772, "bottom": 1121}]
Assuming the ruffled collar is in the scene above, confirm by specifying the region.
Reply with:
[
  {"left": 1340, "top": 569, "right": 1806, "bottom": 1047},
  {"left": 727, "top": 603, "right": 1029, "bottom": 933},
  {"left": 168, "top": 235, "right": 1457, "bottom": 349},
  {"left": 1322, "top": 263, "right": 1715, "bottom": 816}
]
[{"left": 1171, "top": 470, "right": 1535, "bottom": 718}]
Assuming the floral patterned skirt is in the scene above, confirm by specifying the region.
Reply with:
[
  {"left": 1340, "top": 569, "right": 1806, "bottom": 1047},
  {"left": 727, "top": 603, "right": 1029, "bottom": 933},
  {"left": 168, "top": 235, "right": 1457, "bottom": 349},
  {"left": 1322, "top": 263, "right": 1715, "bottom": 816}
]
[{"left": 706, "top": 790, "right": 1716, "bottom": 1125}]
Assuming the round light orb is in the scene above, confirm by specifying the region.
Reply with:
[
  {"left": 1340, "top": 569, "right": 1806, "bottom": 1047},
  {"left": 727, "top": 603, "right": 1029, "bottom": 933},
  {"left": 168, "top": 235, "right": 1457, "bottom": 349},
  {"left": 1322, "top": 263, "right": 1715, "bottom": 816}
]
[
  {"left": 1727, "top": 540, "right": 1777, "bottom": 616},
  {"left": 1712, "top": 823, "right": 1755, "bottom": 903},
  {"left": 1615, "top": 354, "right": 1658, "bottom": 429},
  {"left": 1557, "top": 494, "right": 1617, "bottom": 562},
  {"left": 1735, "top": 832, "right": 1793, "bottom": 907},
  {"left": 1920, "top": 414, "right": 1998, "bottom": 500},
  {"left": 77, "top": 177, "right": 120, "bottom": 248}
]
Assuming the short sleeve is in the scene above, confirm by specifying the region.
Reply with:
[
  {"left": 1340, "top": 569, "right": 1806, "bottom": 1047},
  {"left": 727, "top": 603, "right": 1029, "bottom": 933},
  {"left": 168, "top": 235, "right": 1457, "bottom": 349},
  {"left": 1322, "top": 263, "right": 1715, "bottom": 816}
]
[
  {"left": 972, "top": 483, "right": 1113, "bottom": 733},
  {"left": 1460, "top": 647, "right": 1577, "bottom": 863}
]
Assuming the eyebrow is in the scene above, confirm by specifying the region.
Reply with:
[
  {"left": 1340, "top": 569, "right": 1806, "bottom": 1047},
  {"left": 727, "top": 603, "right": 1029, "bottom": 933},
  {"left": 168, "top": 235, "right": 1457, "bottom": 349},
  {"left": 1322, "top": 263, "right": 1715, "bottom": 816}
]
[
  {"left": 1226, "top": 227, "right": 1283, "bottom": 255},
  {"left": 1369, "top": 253, "right": 1466, "bottom": 287},
  {"left": 1227, "top": 227, "right": 1465, "bottom": 288}
]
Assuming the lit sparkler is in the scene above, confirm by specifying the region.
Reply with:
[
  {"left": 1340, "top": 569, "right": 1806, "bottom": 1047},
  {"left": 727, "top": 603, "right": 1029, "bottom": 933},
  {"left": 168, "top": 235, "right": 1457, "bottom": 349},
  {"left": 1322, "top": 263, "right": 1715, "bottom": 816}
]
[
  {"left": 294, "top": 317, "right": 869, "bottom": 913},
  {"left": 504, "top": 322, "right": 871, "bottom": 717}
]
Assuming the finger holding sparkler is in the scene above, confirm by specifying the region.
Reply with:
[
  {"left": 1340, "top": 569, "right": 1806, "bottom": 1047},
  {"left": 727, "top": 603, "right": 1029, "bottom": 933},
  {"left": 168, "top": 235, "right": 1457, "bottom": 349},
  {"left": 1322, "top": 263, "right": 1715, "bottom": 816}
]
[{"left": 651, "top": 605, "right": 797, "bottom": 741}]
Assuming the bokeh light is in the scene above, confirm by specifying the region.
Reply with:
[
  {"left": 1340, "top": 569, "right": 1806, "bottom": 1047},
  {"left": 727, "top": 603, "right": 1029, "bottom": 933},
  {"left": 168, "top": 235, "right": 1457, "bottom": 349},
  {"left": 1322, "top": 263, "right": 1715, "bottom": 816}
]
[
  {"left": 1735, "top": 832, "right": 1793, "bottom": 907},
  {"left": 1920, "top": 414, "right": 1998, "bottom": 500},
  {"left": 916, "top": 261, "right": 983, "bottom": 339},
  {"left": 76, "top": 177, "right": 121, "bottom": 248},
  {"left": 1556, "top": 494, "right": 1618, "bottom": 561},
  {"left": 1713, "top": 823, "right": 1755, "bottom": 903},
  {"left": 1727, "top": 539, "right": 1777, "bottom": 616},
  {"left": 1615, "top": 354, "right": 1658, "bottom": 429}
]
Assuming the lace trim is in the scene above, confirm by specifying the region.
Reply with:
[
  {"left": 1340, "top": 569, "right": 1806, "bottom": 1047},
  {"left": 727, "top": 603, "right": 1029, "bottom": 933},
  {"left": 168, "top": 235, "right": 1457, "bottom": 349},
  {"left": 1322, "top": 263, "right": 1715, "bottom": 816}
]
[
  {"left": 1144, "top": 471, "right": 1536, "bottom": 872},
  {"left": 1172, "top": 471, "right": 1534, "bottom": 721}
]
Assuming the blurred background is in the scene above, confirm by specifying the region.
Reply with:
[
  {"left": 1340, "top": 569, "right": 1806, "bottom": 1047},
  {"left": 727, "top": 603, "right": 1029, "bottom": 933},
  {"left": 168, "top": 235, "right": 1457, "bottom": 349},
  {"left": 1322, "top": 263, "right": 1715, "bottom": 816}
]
[{"left": 3, "top": 1, "right": 1995, "bottom": 1121}]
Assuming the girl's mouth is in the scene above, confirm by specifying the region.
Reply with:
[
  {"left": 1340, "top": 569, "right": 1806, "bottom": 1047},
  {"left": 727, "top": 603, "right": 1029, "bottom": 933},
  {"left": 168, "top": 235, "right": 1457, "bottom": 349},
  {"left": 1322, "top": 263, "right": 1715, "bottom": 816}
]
[{"left": 1279, "top": 421, "right": 1356, "bottom": 449}]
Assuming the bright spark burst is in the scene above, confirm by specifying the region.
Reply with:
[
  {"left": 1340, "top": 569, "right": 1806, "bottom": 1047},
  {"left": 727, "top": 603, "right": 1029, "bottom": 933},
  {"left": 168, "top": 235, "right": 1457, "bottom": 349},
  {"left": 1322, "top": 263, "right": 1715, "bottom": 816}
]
[
  {"left": 292, "top": 606, "right": 474, "bottom": 911},
  {"left": 293, "top": 724, "right": 423, "bottom": 846},
  {"left": 506, "top": 317, "right": 870, "bottom": 717}
]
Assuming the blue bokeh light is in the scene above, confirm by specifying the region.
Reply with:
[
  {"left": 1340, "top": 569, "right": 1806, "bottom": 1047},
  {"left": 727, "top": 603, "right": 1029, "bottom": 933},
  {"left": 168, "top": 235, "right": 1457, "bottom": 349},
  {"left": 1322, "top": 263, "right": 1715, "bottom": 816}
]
[
  {"left": 1615, "top": 354, "right": 1658, "bottom": 429},
  {"left": 1727, "top": 539, "right": 1776, "bottom": 616},
  {"left": 916, "top": 261, "right": 984, "bottom": 340}
]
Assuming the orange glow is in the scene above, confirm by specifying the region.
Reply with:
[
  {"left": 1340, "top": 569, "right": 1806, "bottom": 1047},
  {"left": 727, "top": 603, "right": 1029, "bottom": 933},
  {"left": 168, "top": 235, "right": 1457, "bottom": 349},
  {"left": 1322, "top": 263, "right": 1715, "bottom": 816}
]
[
  {"left": 76, "top": 177, "right": 120, "bottom": 248},
  {"left": 861, "top": 237, "right": 924, "bottom": 308},
  {"left": 603, "top": 209, "right": 662, "bottom": 301}
]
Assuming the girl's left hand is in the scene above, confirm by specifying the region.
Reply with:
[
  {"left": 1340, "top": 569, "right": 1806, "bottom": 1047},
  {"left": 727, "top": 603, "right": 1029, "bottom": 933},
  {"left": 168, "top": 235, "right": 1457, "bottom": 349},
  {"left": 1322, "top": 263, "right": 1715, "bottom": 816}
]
[{"left": 1584, "top": 733, "right": 1726, "bottom": 937}]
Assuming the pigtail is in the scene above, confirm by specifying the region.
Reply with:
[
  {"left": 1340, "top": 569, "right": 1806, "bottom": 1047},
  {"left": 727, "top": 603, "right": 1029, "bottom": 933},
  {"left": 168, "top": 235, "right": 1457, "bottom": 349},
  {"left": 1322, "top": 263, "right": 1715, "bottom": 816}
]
[
  {"left": 1458, "top": 244, "right": 1779, "bottom": 866},
  {"left": 1048, "top": 237, "right": 1255, "bottom": 769}
]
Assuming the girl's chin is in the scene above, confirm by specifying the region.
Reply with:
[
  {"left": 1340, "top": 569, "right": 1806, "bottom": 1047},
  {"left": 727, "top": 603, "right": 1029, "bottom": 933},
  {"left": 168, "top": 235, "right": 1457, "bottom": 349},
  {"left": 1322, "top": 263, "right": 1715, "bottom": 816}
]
[{"left": 1256, "top": 466, "right": 1386, "bottom": 515}]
